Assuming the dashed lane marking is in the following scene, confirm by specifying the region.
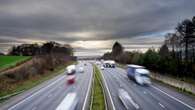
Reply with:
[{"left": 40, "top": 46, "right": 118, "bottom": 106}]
[{"left": 158, "top": 102, "right": 165, "bottom": 108}]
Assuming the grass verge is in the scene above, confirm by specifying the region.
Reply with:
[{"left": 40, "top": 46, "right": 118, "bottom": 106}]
[
  {"left": 91, "top": 65, "right": 105, "bottom": 110},
  {"left": 116, "top": 63, "right": 126, "bottom": 69},
  {"left": 0, "top": 56, "right": 32, "bottom": 72},
  {"left": 0, "top": 61, "right": 75, "bottom": 103},
  {"left": 151, "top": 78, "right": 195, "bottom": 97},
  {"left": 155, "top": 73, "right": 195, "bottom": 85}
]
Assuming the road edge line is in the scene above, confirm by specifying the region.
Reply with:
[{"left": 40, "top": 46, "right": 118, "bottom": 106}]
[
  {"left": 89, "top": 73, "right": 95, "bottom": 110},
  {"left": 96, "top": 66, "right": 108, "bottom": 110},
  {"left": 8, "top": 75, "right": 66, "bottom": 110},
  {"left": 100, "top": 67, "right": 116, "bottom": 110},
  {"left": 151, "top": 85, "right": 195, "bottom": 110},
  {"left": 82, "top": 63, "right": 93, "bottom": 110}
]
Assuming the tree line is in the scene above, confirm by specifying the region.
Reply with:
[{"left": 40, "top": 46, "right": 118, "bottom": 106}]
[
  {"left": 102, "top": 16, "right": 195, "bottom": 79},
  {"left": 8, "top": 41, "right": 73, "bottom": 56},
  {"left": 1, "top": 41, "right": 75, "bottom": 83}
]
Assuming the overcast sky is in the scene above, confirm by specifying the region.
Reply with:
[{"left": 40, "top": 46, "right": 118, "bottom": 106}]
[{"left": 0, "top": 0, "right": 195, "bottom": 56}]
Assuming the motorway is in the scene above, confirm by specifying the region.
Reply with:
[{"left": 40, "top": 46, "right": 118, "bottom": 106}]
[
  {"left": 1, "top": 61, "right": 195, "bottom": 110},
  {"left": 100, "top": 66, "right": 195, "bottom": 110},
  {"left": 0, "top": 62, "right": 93, "bottom": 110}
]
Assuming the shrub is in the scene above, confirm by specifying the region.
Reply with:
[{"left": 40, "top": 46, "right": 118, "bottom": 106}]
[{"left": 141, "top": 49, "right": 160, "bottom": 70}]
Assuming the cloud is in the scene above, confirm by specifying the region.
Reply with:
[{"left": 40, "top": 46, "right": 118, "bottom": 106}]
[{"left": 0, "top": 0, "right": 195, "bottom": 55}]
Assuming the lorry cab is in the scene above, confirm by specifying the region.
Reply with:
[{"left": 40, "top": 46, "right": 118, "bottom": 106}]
[
  {"left": 66, "top": 65, "right": 76, "bottom": 75},
  {"left": 127, "top": 64, "right": 151, "bottom": 85}
]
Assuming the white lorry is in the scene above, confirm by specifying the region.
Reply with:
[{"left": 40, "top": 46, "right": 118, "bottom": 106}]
[
  {"left": 126, "top": 64, "right": 151, "bottom": 85},
  {"left": 103, "top": 60, "right": 116, "bottom": 68}
]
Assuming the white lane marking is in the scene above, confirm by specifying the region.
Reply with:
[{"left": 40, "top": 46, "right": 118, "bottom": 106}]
[
  {"left": 8, "top": 75, "right": 66, "bottom": 110},
  {"left": 82, "top": 65, "right": 93, "bottom": 110},
  {"left": 128, "top": 96, "right": 139, "bottom": 109},
  {"left": 56, "top": 93, "right": 78, "bottom": 110},
  {"left": 119, "top": 95, "right": 129, "bottom": 109},
  {"left": 119, "top": 89, "right": 139, "bottom": 110},
  {"left": 101, "top": 69, "right": 116, "bottom": 110},
  {"left": 151, "top": 85, "right": 195, "bottom": 110},
  {"left": 158, "top": 102, "right": 165, "bottom": 108},
  {"left": 31, "top": 107, "right": 37, "bottom": 110},
  {"left": 47, "top": 93, "right": 53, "bottom": 98}
]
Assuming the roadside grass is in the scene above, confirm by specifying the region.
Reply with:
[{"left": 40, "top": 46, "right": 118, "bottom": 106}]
[
  {"left": 151, "top": 78, "right": 195, "bottom": 97},
  {"left": 0, "top": 56, "right": 32, "bottom": 72},
  {"left": 158, "top": 73, "right": 195, "bottom": 85},
  {"left": 0, "top": 61, "right": 75, "bottom": 103},
  {"left": 116, "top": 63, "right": 126, "bottom": 69},
  {"left": 91, "top": 65, "right": 105, "bottom": 110}
]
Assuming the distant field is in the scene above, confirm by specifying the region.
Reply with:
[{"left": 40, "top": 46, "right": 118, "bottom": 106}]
[{"left": 0, "top": 56, "right": 31, "bottom": 71}]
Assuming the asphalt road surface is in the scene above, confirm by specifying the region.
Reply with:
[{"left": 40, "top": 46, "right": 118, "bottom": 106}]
[
  {"left": 1, "top": 61, "right": 195, "bottom": 110},
  {"left": 100, "top": 66, "right": 195, "bottom": 110},
  {"left": 0, "top": 62, "right": 93, "bottom": 110}
]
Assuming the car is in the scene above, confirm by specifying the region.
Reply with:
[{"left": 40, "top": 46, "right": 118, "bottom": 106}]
[
  {"left": 103, "top": 62, "right": 110, "bottom": 68},
  {"left": 56, "top": 92, "right": 78, "bottom": 110},
  {"left": 78, "top": 67, "right": 84, "bottom": 73},
  {"left": 101, "top": 66, "right": 104, "bottom": 70},
  {"left": 66, "top": 65, "right": 76, "bottom": 75},
  {"left": 118, "top": 88, "right": 139, "bottom": 109},
  {"left": 67, "top": 75, "right": 76, "bottom": 84},
  {"left": 96, "top": 61, "right": 101, "bottom": 65}
]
